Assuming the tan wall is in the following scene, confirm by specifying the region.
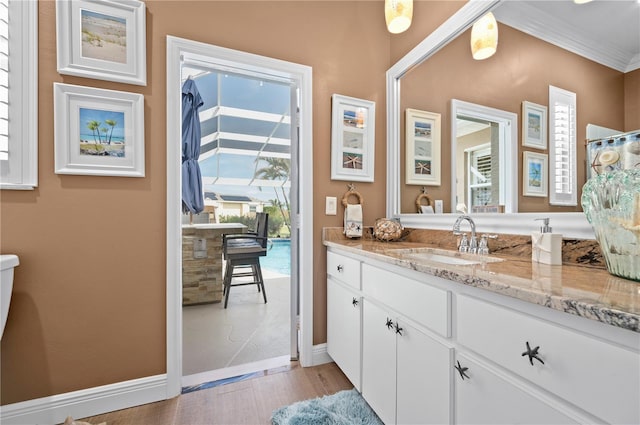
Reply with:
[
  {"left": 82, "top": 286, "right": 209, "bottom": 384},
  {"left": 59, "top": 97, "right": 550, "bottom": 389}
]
[
  {"left": 625, "top": 68, "right": 640, "bottom": 130},
  {"left": 400, "top": 24, "right": 628, "bottom": 214},
  {"left": 0, "top": 0, "right": 466, "bottom": 405}
]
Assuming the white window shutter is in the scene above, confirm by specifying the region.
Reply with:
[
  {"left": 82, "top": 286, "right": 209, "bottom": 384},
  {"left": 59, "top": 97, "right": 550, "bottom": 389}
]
[
  {"left": 0, "top": 0, "right": 38, "bottom": 190},
  {"left": 549, "top": 85, "right": 577, "bottom": 206}
]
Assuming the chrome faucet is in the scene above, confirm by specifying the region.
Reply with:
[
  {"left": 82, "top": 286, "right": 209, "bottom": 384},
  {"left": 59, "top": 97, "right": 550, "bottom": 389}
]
[{"left": 453, "top": 215, "right": 478, "bottom": 253}]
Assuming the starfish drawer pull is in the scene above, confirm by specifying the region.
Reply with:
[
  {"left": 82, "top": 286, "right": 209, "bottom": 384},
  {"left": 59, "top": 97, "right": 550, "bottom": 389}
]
[
  {"left": 455, "top": 360, "right": 470, "bottom": 380},
  {"left": 521, "top": 341, "right": 545, "bottom": 366},
  {"left": 385, "top": 318, "right": 394, "bottom": 329}
]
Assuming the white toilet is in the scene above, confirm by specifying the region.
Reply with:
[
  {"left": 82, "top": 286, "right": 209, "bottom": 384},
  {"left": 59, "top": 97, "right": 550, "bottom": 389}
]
[{"left": 1, "top": 254, "right": 19, "bottom": 340}]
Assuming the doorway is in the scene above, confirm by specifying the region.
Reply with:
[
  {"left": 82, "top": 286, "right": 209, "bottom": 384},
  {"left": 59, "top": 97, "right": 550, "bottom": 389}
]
[
  {"left": 450, "top": 100, "right": 518, "bottom": 214},
  {"left": 166, "top": 36, "right": 314, "bottom": 396}
]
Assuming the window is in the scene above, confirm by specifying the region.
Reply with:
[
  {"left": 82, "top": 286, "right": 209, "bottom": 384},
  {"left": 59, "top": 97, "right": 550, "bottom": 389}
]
[
  {"left": 549, "top": 85, "right": 577, "bottom": 206},
  {"left": 467, "top": 144, "right": 492, "bottom": 209},
  {"left": 0, "top": 0, "right": 38, "bottom": 190}
]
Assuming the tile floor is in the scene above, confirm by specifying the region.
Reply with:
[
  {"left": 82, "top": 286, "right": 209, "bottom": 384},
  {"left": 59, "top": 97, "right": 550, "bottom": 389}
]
[{"left": 182, "top": 272, "right": 291, "bottom": 379}]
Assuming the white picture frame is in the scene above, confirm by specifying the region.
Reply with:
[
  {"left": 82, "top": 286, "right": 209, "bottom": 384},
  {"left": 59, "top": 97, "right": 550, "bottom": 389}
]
[
  {"left": 405, "top": 108, "right": 441, "bottom": 185},
  {"left": 523, "top": 151, "right": 548, "bottom": 197},
  {"left": 54, "top": 83, "right": 145, "bottom": 177},
  {"left": 330, "top": 94, "right": 375, "bottom": 182},
  {"left": 56, "top": 0, "right": 147, "bottom": 86},
  {"left": 522, "top": 101, "right": 547, "bottom": 149}
]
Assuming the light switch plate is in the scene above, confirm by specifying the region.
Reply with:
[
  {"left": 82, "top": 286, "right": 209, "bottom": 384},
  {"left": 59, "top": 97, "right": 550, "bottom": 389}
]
[
  {"left": 326, "top": 196, "right": 337, "bottom": 215},
  {"left": 435, "top": 200, "right": 443, "bottom": 214}
]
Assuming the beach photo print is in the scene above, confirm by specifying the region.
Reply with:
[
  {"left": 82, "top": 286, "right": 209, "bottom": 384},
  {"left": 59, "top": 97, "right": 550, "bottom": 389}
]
[
  {"left": 79, "top": 107, "right": 126, "bottom": 157},
  {"left": 56, "top": 0, "right": 147, "bottom": 85},
  {"left": 54, "top": 83, "right": 145, "bottom": 177}
]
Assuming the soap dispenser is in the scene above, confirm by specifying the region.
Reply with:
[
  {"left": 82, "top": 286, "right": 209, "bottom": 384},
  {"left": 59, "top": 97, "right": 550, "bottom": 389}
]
[{"left": 531, "top": 218, "right": 562, "bottom": 265}]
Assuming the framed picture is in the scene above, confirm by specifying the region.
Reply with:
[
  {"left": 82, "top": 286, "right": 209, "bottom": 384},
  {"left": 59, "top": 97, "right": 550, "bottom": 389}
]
[
  {"left": 522, "top": 101, "right": 547, "bottom": 149},
  {"left": 405, "top": 108, "right": 441, "bottom": 185},
  {"left": 54, "top": 83, "right": 145, "bottom": 177},
  {"left": 523, "top": 151, "right": 547, "bottom": 197},
  {"left": 330, "top": 94, "right": 375, "bottom": 182},
  {"left": 56, "top": 0, "right": 147, "bottom": 86}
]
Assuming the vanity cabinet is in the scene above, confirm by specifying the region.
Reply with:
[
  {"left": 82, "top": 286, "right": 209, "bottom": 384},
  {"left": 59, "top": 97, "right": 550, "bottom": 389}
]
[
  {"left": 325, "top": 246, "right": 640, "bottom": 425},
  {"left": 326, "top": 251, "right": 362, "bottom": 390},
  {"left": 361, "top": 264, "right": 452, "bottom": 425}
]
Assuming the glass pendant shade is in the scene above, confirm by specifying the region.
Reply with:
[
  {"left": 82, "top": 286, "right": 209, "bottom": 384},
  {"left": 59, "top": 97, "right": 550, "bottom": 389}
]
[
  {"left": 385, "top": 0, "right": 413, "bottom": 34},
  {"left": 470, "top": 12, "right": 498, "bottom": 60}
]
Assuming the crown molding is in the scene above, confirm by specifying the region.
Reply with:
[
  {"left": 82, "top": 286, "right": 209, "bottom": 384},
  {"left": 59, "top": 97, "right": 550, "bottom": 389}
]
[{"left": 494, "top": 2, "right": 638, "bottom": 73}]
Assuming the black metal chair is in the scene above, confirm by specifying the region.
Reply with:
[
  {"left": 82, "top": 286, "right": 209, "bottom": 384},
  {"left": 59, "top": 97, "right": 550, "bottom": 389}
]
[{"left": 221, "top": 213, "right": 269, "bottom": 308}]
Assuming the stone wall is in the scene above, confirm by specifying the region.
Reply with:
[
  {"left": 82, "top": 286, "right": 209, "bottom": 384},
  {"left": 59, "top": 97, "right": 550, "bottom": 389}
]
[{"left": 182, "top": 225, "right": 245, "bottom": 305}]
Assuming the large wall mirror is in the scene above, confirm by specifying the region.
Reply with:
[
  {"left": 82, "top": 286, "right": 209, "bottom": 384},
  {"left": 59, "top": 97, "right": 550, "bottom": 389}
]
[{"left": 386, "top": 0, "right": 639, "bottom": 238}]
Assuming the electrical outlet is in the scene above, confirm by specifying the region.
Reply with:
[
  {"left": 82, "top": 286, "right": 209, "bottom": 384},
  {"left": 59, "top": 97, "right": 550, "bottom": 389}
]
[
  {"left": 435, "top": 199, "right": 444, "bottom": 214},
  {"left": 326, "top": 196, "right": 337, "bottom": 215}
]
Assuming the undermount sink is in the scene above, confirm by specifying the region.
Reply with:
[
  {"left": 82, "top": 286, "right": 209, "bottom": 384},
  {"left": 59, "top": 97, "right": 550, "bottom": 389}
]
[{"left": 387, "top": 248, "right": 504, "bottom": 266}]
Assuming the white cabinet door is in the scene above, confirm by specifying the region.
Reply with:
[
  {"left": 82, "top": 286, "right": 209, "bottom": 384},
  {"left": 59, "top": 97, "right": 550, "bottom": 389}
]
[
  {"left": 362, "top": 299, "right": 397, "bottom": 425},
  {"left": 327, "top": 278, "right": 362, "bottom": 390},
  {"left": 396, "top": 320, "right": 452, "bottom": 425},
  {"left": 455, "top": 353, "right": 579, "bottom": 425}
]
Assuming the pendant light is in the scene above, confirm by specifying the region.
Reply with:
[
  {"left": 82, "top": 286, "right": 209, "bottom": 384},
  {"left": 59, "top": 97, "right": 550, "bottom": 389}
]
[
  {"left": 385, "top": 0, "right": 413, "bottom": 34},
  {"left": 470, "top": 12, "right": 498, "bottom": 60}
]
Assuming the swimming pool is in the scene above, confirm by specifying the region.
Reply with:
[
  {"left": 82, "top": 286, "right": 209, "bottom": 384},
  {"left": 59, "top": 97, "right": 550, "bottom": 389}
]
[{"left": 260, "top": 239, "right": 291, "bottom": 276}]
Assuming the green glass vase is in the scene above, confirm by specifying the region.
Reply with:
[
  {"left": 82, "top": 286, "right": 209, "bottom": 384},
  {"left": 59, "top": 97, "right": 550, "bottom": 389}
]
[{"left": 581, "top": 169, "right": 640, "bottom": 282}]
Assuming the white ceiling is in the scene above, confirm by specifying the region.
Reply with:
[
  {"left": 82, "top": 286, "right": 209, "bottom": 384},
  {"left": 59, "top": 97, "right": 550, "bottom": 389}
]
[{"left": 493, "top": 0, "right": 640, "bottom": 72}]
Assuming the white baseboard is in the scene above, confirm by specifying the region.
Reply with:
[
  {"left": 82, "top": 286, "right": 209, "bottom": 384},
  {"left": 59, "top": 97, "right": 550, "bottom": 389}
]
[
  {"left": 1, "top": 347, "right": 332, "bottom": 425},
  {"left": 0, "top": 374, "right": 167, "bottom": 425},
  {"left": 311, "top": 343, "right": 332, "bottom": 366}
]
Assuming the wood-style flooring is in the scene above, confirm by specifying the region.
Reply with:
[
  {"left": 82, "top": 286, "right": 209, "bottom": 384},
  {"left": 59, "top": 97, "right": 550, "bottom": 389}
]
[{"left": 78, "top": 362, "right": 353, "bottom": 425}]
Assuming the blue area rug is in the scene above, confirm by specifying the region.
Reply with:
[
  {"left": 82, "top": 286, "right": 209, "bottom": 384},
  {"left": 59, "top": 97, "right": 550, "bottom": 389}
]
[{"left": 271, "top": 389, "right": 383, "bottom": 425}]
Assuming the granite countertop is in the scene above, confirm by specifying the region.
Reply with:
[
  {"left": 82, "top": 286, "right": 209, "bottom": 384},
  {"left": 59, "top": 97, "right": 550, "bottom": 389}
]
[{"left": 323, "top": 230, "right": 639, "bottom": 333}]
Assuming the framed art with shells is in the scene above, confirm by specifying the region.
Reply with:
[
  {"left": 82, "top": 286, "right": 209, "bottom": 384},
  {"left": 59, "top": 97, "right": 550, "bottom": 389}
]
[
  {"left": 330, "top": 94, "right": 375, "bottom": 182},
  {"left": 405, "top": 108, "right": 441, "bottom": 185}
]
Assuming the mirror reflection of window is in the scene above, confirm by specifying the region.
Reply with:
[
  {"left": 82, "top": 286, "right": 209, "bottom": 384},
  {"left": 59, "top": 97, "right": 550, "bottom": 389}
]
[
  {"left": 455, "top": 116, "right": 502, "bottom": 212},
  {"left": 467, "top": 144, "right": 492, "bottom": 210}
]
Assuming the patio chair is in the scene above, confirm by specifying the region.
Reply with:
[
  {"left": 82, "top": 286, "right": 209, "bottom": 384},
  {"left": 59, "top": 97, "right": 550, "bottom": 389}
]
[{"left": 221, "top": 213, "right": 269, "bottom": 308}]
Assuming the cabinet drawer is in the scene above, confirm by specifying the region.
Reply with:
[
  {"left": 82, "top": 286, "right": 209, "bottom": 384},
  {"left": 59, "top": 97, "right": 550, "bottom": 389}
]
[
  {"left": 455, "top": 353, "right": 579, "bottom": 424},
  {"left": 362, "top": 264, "right": 450, "bottom": 337},
  {"left": 327, "top": 251, "right": 361, "bottom": 289},
  {"left": 457, "top": 295, "right": 640, "bottom": 425}
]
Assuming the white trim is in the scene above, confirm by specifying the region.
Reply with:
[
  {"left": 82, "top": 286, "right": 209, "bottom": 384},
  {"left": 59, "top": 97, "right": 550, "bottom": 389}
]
[
  {"left": 398, "top": 212, "right": 594, "bottom": 240},
  {"left": 166, "top": 36, "right": 314, "bottom": 398},
  {"left": 493, "top": 1, "right": 638, "bottom": 73},
  {"left": 386, "top": 0, "right": 594, "bottom": 239},
  {"left": 181, "top": 355, "right": 290, "bottom": 388},
  {"left": 0, "top": 0, "right": 38, "bottom": 190},
  {"left": 311, "top": 343, "right": 333, "bottom": 366},
  {"left": 0, "top": 374, "right": 167, "bottom": 425},
  {"left": 450, "top": 99, "right": 518, "bottom": 214},
  {"left": 386, "top": 0, "right": 500, "bottom": 217}
]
